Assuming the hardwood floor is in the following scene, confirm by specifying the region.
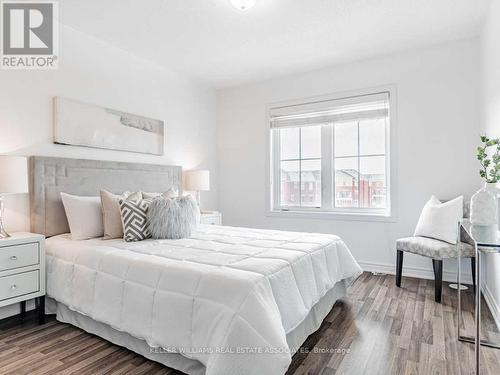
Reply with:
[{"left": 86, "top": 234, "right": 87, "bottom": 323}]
[
  {"left": 0, "top": 272, "right": 499, "bottom": 374},
  {"left": 288, "top": 273, "right": 500, "bottom": 375}
]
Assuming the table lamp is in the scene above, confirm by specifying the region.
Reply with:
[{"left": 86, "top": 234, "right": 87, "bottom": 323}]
[
  {"left": 184, "top": 170, "right": 210, "bottom": 209},
  {"left": 0, "top": 156, "right": 28, "bottom": 238}
]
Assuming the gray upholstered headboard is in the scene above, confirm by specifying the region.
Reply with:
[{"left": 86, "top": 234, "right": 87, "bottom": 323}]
[{"left": 29, "top": 156, "right": 182, "bottom": 237}]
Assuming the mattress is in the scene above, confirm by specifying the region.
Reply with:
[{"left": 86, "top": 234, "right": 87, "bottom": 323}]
[{"left": 46, "top": 224, "right": 362, "bottom": 375}]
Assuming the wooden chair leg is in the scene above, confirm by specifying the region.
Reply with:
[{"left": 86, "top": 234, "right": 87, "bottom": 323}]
[
  {"left": 396, "top": 250, "right": 404, "bottom": 287},
  {"left": 471, "top": 257, "right": 476, "bottom": 291},
  {"left": 432, "top": 259, "right": 443, "bottom": 303}
]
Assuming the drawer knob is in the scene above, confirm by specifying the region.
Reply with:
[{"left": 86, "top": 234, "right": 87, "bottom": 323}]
[
  {"left": 10, "top": 255, "right": 17, "bottom": 261},
  {"left": 10, "top": 284, "right": 17, "bottom": 291}
]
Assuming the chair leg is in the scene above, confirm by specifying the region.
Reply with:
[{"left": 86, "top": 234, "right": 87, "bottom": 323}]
[
  {"left": 396, "top": 250, "right": 404, "bottom": 287},
  {"left": 432, "top": 259, "right": 443, "bottom": 303},
  {"left": 471, "top": 257, "right": 476, "bottom": 292}
]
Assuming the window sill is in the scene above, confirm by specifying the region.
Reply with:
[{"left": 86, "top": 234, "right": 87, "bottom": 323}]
[{"left": 266, "top": 209, "right": 397, "bottom": 223}]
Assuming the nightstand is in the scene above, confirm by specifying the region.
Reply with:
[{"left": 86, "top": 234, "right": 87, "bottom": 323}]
[
  {"left": 200, "top": 211, "right": 222, "bottom": 225},
  {"left": 0, "top": 233, "right": 46, "bottom": 324}
]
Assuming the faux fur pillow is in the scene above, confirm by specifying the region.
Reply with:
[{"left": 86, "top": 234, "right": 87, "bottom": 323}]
[{"left": 147, "top": 195, "right": 199, "bottom": 239}]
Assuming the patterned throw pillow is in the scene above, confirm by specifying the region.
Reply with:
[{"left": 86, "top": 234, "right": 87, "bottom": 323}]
[
  {"left": 100, "top": 190, "right": 139, "bottom": 240},
  {"left": 119, "top": 198, "right": 152, "bottom": 242}
]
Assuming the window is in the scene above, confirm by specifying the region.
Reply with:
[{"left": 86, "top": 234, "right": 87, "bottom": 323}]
[{"left": 270, "top": 90, "right": 392, "bottom": 217}]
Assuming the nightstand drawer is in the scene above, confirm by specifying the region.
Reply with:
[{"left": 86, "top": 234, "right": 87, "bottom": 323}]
[
  {"left": 201, "top": 216, "right": 219, "bottom": 225},
  {"left": 0, "top": 242, "right": 39, "bottom": 271},
  {"left": 0, "top": 270, "right": 39, "bottom": 301}
]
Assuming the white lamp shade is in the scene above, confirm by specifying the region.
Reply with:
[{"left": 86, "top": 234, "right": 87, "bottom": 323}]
[
  {"left": 0, "top": 156, "right": 29, "bottom": 195},
  {"left": 184, "top": 170, "right": 210, "bottom": 191}
]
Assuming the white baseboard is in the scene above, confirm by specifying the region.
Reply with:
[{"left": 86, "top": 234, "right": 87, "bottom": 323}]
[
  {"left": 0, "top": 299, "right": 36, "bottom": 320},
  {"left": 483, "top": 283, "right": 500, "bottom": 330},
  {"left": 358, "top": 260, "right": 473, "bottom": 285}
]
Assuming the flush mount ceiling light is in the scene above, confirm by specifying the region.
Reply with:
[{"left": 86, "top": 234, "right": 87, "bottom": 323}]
[{"left": 230, "top": 0, "right": 257, "bottom": 11}]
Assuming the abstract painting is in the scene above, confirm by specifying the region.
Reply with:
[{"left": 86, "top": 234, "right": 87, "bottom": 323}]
[{"left": 53, "top": 97, "right": 164, "bottom": 155}]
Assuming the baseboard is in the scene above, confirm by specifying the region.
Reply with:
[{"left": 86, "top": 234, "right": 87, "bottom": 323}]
[
  {"left": 483, "top": 283, "right": 500, "bottom": 330},
  {"left": 0, "top": 299, "right": 36, "bottom": 320},
  {"left": 358, "top": 261, "right": 473, "bottom": 285}
]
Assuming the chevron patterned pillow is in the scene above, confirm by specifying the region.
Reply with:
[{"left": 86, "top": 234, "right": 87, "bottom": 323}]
[{"left": 119, "top": 198, "right": 153, "bottom": 242}]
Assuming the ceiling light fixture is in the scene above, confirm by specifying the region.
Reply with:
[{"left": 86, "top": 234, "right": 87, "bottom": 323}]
[{"left": 230, "top": 0, "right": 257, "bottom": 11}]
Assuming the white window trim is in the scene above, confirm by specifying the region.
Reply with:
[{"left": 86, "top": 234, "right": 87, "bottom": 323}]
[{"left": 265, "top": 85, "right": 398, "bottom": 222}]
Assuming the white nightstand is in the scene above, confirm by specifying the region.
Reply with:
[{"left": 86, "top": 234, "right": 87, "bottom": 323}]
[
  {"left": 200, "top": 211, "right": 222, "bottom": 225},
  {"left": 0, "top": 233, "right": 46, "bottom": 324}
]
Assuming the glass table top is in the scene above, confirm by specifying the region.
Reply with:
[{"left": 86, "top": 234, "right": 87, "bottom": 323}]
[{"left": 462, "top": 219, "right": 500, "bottom": 249}]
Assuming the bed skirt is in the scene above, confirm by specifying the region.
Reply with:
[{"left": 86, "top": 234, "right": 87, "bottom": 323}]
[{"left": 47, "top": 281, "right": 347, "bottom": 375}]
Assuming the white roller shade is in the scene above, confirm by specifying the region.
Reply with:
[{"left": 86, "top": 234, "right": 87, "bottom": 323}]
[{"left": 270, "top": 91, "right": 389, "bottom": 129}]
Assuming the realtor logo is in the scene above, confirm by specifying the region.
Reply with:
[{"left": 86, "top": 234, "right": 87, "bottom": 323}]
[{"left": 1, "top": 1, "right": 58, "bottom": 69}]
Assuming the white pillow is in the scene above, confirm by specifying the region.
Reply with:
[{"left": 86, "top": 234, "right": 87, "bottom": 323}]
[
  {"left": 142, "top": 188, "right": 178, "bottom": 199},
  {"left": 61, "top": 192, "right": 104, "bottom": 240},
  {"left": 414, "top": 195, "right": 463, "bottom": 244}
]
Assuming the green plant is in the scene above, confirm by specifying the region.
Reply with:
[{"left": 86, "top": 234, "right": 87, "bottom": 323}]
[{"left": 477, "top": 135, "right": 500, "bottom": 183}]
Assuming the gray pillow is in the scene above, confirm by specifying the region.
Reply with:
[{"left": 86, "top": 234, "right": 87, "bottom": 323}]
[{"left": 147, "top": 195, "right": 199, "bottom": 239}]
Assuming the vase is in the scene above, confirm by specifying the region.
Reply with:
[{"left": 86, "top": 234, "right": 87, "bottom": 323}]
[{"left": 470, "top": 182, "right": 499, "bottom": 225}]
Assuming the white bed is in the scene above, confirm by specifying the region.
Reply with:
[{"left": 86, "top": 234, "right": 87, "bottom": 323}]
[
  {"left": 45, "top": 224, "right": 362, "bottom": 375},
  {"left": 29, "top": 156, "right": 362, "bottom": 375}
]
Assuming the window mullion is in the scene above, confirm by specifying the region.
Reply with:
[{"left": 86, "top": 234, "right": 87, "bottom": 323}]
[
  {"left": 321, "top": 124, "right": 333, "bottom": 209},
  {"left": 299, "top": 128, "right": 302, "bottom": 207},
  {"left": 357, "top": 121, "right": 361, "bottom": 208},
  {"left": 332, "top": 123, "right": 336, "bottom": 209},
  {"left": 273, "top": 129, "right": 281, "bottom": 210}
]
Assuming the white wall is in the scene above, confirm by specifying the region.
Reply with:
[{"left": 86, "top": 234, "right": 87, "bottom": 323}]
[
  {"left": 217, "top": 39, "right": 479, "bottom": 282},
  {"left": 0, "top": 25, "right": 218, "bottom": 318},
  {"left": 480, "top": 0, "right": 500, "bottom": 327},
  {"left": 0, "top": 24, "right": 218, "bottom": 231}
]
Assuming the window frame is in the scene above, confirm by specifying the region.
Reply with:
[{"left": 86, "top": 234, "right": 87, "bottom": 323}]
[{"left": 266, "top": 85, "right": 397, "bottom": 222}]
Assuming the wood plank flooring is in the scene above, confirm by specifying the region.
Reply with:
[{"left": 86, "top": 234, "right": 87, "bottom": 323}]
[{"left": 0, "top": 272, "right": 499, "bottom": 374}]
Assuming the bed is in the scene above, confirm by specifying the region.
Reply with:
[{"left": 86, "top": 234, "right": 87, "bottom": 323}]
[{"left": 30, "top": 156, "right": 363, "bottom": 375}]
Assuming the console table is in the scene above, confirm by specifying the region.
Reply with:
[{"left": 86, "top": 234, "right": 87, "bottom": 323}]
[{"left": 457, "top": 220, "right": 500, "bottom": 374}]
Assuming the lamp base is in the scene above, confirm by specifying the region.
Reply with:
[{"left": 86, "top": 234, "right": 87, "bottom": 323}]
[
  {"left": 0, "top": 219, "right": 10, "bottom": 238},
  {"left": 0, "top": 228, "right": 10, "bottom": 239},
  {"left": 0, "top": 196, "right": 10, "bottom": 238},
  {"left": 195, "top": 191, "right": 201, "bottom": 210}
]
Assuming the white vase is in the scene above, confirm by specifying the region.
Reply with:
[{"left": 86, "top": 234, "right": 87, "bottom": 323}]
[{"left": 470, "top": 182, "right": 499, "bottom": 225}]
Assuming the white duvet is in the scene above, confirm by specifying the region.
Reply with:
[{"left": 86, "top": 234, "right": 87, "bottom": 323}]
[{"left": 46, "top": 224, "right": 362, "bottom": 375}]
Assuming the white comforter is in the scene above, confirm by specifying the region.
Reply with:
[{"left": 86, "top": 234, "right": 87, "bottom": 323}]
[{"left": 46, "top": 225, "right": 362, "bottom": 375}]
